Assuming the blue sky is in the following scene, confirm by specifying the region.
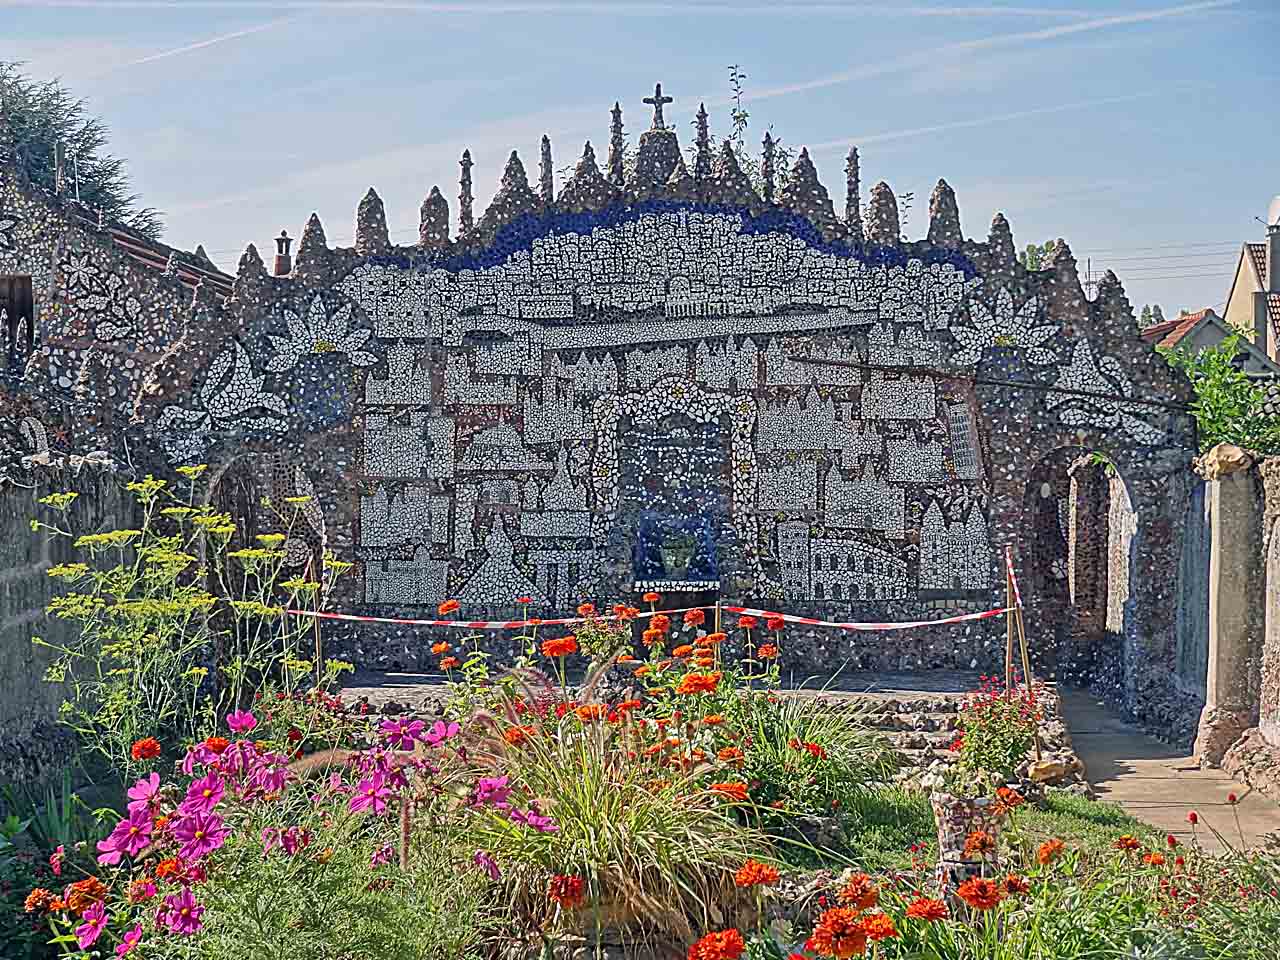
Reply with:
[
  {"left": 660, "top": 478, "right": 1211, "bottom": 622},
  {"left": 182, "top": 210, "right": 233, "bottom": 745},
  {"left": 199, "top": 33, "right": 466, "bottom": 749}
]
[{"left": 4, "top": 0, "right": 1276, "bottom": 316}]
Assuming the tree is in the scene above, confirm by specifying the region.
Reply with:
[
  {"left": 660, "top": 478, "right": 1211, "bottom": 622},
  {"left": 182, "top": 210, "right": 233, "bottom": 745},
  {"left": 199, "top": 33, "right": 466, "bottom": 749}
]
[
  {"left": 1017, "top": 241, "right": 1056, "bottom": 271},
  {"left": 685, "top": 65, "right": 793, "bottom": 197},
  {"left": 1151, "top": 304, "right": 1165, "bottom": 324},
  {"left": 1139, "top": 304, "right": 1153, "bottom": 327},
  {"left": 0, "top": 61, "right": 162, "bottom": 239},
  {"left": 1160, "top": 335, "right": 1280, "bottom": 453}
]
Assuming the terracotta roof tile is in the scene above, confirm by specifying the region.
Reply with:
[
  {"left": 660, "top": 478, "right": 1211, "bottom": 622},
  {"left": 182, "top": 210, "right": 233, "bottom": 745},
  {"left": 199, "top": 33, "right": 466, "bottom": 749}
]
[
  {"left": 1247, "top": 242, "right": 1268, "bottom": 286},
  {"left": 68, "top": 208, "right": 233, "bottom": 299},
  {"left": 1141, "top": 308, "right": 1211, "bottom": 349}
]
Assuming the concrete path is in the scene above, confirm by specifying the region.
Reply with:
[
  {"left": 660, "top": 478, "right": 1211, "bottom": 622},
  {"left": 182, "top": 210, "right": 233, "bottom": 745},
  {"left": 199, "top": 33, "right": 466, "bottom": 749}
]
[{"left": 1060, "top": 688, "right": 1280, "bottom": 852}]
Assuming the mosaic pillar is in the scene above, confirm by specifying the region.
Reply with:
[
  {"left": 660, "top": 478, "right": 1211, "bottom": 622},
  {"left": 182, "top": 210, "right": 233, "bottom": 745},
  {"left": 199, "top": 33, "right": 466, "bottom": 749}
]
[{"left": 930, "top": 793, "right": 1008, "bottom": 894}]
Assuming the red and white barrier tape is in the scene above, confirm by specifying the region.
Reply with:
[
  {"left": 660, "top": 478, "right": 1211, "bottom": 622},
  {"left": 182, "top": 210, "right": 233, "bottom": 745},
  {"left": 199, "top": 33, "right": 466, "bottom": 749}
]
[
  {"left": 287, "top": 603, "right": 1012, "bottom": 633},
  {"left": 721, "top": 605, "right": 1013, "bottom": 632},
  {"left": 1004, "top": 546, "right": 1024, "bottom": 610}
]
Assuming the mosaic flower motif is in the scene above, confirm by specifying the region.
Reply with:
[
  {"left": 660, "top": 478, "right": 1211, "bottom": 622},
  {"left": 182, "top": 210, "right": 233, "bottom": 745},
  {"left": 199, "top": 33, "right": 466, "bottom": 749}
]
[
  {"left": 155, "top": 341, "right": 288, "bottom": 461},
  {"left": 1045, "top": 340, "right": 1164, "bottom": 445},
  {"left": 60, "top": 250, "right": 100, "bottom": 293},
  {"left": 266, "top": 295, "right": 377, "bottom": 372},
  {"left": 950, "top": 288, "right": 1057, "bottom": 366}
]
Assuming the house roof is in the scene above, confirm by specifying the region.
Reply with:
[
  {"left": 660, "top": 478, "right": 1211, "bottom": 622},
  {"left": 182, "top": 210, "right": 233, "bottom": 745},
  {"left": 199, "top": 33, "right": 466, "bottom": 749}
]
[
  {"left": 68, "top": 207, "right": 234, "bottom": 299},
  {"left": 1247, "top": 242, "right": 1267, "bottom": 285},
  {"left": 1141, "top": 308, "right": 1212, "bottom": 349}
]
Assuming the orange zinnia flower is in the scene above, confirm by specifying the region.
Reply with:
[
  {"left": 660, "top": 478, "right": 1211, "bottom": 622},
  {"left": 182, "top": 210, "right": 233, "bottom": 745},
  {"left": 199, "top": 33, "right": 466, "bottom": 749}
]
[
  {"left": 634, "top": 665, "right": 652, "bottom": 677},
  {"left": 737, "top": 615, "right": 758, "bottom": 629},
  {"left": 674, "top": 644, "right": 695, "bottom": 658},
  {"left": 1114, "top": 835, "right": 1141, "bottom": 852},
  {"left": 130, "top": 737, "right": 161, "bottom": 761},
  {"left": 837, "top": 873, "right": 879, "bottom": 910},
  {"left": 24, "top": 888, "right": 56, "bottom": 914},
  {"left": 710, "top": 782, "right": 749, "bottom": 802},
  {"left": 756, "top": 643, "right": 779, "bottom": 659},
  {"left": 718, "top": 746, "right": 745, "bottom": 763},
  {"left": 64, "top": 877, "right": 108, "bottom": 917},
  {"left": 734, "top": 859, "right": 780, "bottom": 887},
  {"left": 154, "top": 858, "right": 183, "bottom": 882},
  {"left": 860, "top": 913, "right": 897, "bottom": 942},
  {"left": 688, "top": 928, "right": 746, "bottom": 960},
  {"left": 1037, "top": 838, "right": 1065, "bottom": 865},
  {"left": 439, "top": 656, "right": 460, "bottom": 670},
  {"left": 618, "top": 653, "right": 639, "bottom": 663},
  {"left": 956, "top": 877, "right": 1004, "bottom": 911},
  {"left": 1004, "top": 874, "right": 1030, "bottom": 894},
  {"left": 577, "top": 602, "right": 596, "bottom": 617},
  {"left": 995, "top": 786, "right": 1024, "bottom": 811},
  {"left": 437, "top": 599, "right": 459, "bottom": 616},
  {"left": 542, "top": 636, "right": 578, "bottom": 658},
  {"left": 204, "top": 735, "right": 230, "bottom": 754},
  {"left": 431, "top": 641, "right": 451, "bottom": 655},
  {"left": 642, "top": 591, "right": 661, "bottom": 603},
  {"left": 676, "top": 671, "right": 722, "bottom": 695},
  {"left": 963, "top": 830, "right": 996, "bottom": 857},
  {"left": 1143, "top": 852, "right": 1166, "bottom": 866},
  {"left": 905, "top": 897, "right": 948, "bottom": 921},
  {"left": 697, "top": 632, "right": 727, "bottom": 646},
  {"left": 683, "top": 609, "right": 706, "bottom": 628},
  {"left": 548, "top": 874, "right": 586, "bottom": 909},
  {"left": 503, "top": 725, "right": 535, "bottom": 746},
  {"left": 642, "top": 628, "right": 664, "bottom": 647},
  {"left": 651, "top": 614, "right": 671, "bottom": 632},
  {"left": 703, "top": 714, "right": 724, "bottom": 726},
  {"left": 809, "top": 906, "right": 869, "bottom": 958},
  {"left": 575, "top": 704, "right": 606, "bottom": 722}
]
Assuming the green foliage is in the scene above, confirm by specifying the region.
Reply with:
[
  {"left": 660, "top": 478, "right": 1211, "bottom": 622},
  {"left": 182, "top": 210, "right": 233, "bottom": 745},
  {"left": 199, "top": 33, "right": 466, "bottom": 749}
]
[
  {"left": 1160, "top": 334, "right": 1280, "bottom": 453},
  {"left": 685, "top": 64, "right": 794, "bottom": 197},
  {"left": 0, "top": 842, "right": 59, "bottom": 959},
  {"left": 944, "top": 678, "right": 1041, "bottom": 798},
  {"left": 31, "top": 473, "right": 350, "bottom": 775},
  {"left": 0, "top": 765, "right": 112, "bottom": 852},
  {"left": 1, "top": 61, "right": 162, "bottom": 239},
  {"left": 1018, "top": 241, "right": 1057, "bottom": 271}
]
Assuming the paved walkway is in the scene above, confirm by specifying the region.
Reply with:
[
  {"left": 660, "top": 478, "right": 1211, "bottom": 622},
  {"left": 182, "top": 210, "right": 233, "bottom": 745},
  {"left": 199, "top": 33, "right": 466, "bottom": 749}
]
[{"left": 1060, "top": 688, "right": 1280, "bottom": 852}]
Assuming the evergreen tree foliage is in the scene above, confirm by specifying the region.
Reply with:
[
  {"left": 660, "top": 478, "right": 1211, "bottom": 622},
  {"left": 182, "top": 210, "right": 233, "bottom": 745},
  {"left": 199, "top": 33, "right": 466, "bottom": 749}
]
[{"left": 0, "top": 61, "right": 162, "bottom": 240}]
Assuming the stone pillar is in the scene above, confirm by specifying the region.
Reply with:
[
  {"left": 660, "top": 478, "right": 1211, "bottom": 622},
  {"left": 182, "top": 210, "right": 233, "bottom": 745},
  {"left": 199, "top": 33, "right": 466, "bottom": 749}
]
[{"left": 1193, "top": 446, "right": 1264, "bottom": 765}]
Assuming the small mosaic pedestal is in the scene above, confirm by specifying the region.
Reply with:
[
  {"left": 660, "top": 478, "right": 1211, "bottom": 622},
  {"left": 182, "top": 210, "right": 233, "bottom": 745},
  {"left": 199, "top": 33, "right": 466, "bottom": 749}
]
[{"left": 930, "top": 793, "right": 1008, "bottom": 893}]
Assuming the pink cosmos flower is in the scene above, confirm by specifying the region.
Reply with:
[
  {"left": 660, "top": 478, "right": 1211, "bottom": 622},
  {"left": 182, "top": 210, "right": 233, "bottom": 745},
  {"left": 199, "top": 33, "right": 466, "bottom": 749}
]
[
  {"left": 371, "top": 843, "right": 395, "bottom": 867},
  {"left": 49, "top": 845, "right": 64, "bottom": 877},
  {"left": 349, "top": 771, "right": 392, "bottom": 815},
  {"left": 179, "top": 772, "right": 225, "bottom": 817},
  {"left": 162, "top": 887, "right": 205, "bottom": 936},
  {"left": 181, "top": 743, "right": 219, "bottom": 775},
  {"left": 76, "top": 901, "right": 107, "bottom": 949},
  {"left": 472, "top": 776, "right": 512, "bottom": 810},
  {"left": 246, "top": 755, "right": 289, "bottom": 795},
  {"left": 379, "top": 718, "right": 426, "bottom": 750},
  {"left": 510, "top": 806, "right": 559, "bottom": 833},
  {"left": 116, "top": 924, "right": 143, "bottom": 957},
  {"left": 97, "top": 807, "right": 154, "bottom": 865},
  {"left": 423, "top": 720, "right": 461, "bottom": 746},
  {"left": 281, "top": 826, "right": 311, "bottom": 855},
  {"left": 226, "top": 710, "right": 257, "bottom": 733},
  {"left": 473, "top": 850, "right": 501, "bottom": 880},
  {"left": 126, "top": 773, "right": 161, "bottom": 815},
  {"left": 174, "top": 812, "right": 230, "bottom": 861}
]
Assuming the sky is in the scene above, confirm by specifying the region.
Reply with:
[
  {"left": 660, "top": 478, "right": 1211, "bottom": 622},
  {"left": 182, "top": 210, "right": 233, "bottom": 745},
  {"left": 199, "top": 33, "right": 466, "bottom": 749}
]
[{"left": 2, "top": 0, "right": 1277, "bottom": 316}]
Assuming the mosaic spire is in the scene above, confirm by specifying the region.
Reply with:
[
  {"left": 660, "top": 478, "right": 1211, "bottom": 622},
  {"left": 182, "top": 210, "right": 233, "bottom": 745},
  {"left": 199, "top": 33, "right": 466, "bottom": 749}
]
[
  {"left": 459, "top": 149, "right": 474, "bottom": 235},
  {"left": 295, "top": 212, "right": 329, "bottom": 273},
  {"left": 844, "top": 146, "right": 863, "bottom": 243},
  {"left": 988, "top": 212, "right": 1015, "bottom": 270},
  {"left": 780, "top": 147, "right": 841, "bottom": 239},
  {"left": 761, "top": 130, "right": 776, "bottom": 203},
  {"left": 419, "top": 185, "right": 449, "bottom": 248},
  {"left": 927, "top": 178, "right": 962, "bottom": 249},
  {"left": 558, "top": 140, "right": 620, "bottom": 212},
  {"left": 355, "top": 187, "right": 390, "bottom": 256},
  {"left": 539, "top": 135, "right": 554, "bottom": 205},
  {"left": 866, "top": 181, "right": 899, "bottom": 245},
  {"left": 608, "top": 101, "right": 625, "bottom": 186},
  {"left": 694, "top": 102, "right": 712, "bottom": 182}
]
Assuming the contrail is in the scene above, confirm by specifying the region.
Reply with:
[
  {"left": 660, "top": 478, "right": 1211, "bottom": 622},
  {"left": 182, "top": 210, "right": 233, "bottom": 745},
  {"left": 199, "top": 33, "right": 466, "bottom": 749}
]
[
  {"left": 111, "top": 17, "right": 296, "bottom": 70},
  {"left": 0, "top": 1, "right": 1095, "bottom": 14},
  {"left": 806, "top": 92, "right": 1161, "bottom": 151}
]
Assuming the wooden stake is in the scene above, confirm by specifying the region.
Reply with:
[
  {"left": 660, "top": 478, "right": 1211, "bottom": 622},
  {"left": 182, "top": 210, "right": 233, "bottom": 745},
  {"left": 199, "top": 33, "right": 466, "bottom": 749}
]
[{"left": 1005, "top": 564, "right": 1015, "bottom": 693}]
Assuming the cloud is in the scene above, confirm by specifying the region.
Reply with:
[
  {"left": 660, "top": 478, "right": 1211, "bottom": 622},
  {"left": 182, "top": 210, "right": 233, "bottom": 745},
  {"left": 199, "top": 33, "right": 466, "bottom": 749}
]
[{"left": 805, "top": 92, "right": 1162, "bottom": 152}]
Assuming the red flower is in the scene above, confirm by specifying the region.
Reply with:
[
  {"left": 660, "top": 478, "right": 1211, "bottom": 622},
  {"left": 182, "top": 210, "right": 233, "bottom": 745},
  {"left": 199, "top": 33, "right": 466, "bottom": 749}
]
[
  {"left": 286, "top": 728, "right": 302, "bottom": 743},
  {"left": 696, "top": 632, "right": 727, "bottom": 647},
  {"left": 674, "top": 644, "right": 695, "bottom": 658},
  {"left": 963, "top": 830, "right": 996, "bottom": 857},
  {"left": 577, "top": 602, "right": 597, "bottom": 617},
  {"left": 737, "top": 615, "right": 758, "bottom": 629},
  {"left": 688, "top": 928, "right": 746, "bottom": 960},
  {"left": 130, "top": 737, "right": 161, "bottom": 761},
  {"left": 503, "top": 725, "right": 535, "bottom": 746},
  {"left": 642, "top": 591, "right": 661, "bottom": 603},
  {"left": 1166, "top": 834, "right": 1179, "bottom": 848},
  {"left": 437, "top": 599, "right": 459, "bottom": 616},
  {"left": 956, "top": 877, "right": 1004, "bottom": 911},
  {"left": 1143, "top": 852, "right": 1166, "bottom": 866},
  {"left": 766, "top": 615, "right": 785, "bottom": 632},
  {"left": 683, "top": 609, "right": 706, "bottom": 628},
  {"left": 1114, "top": 835, "right": 1141, "bottom": 852},
  {"left": 710, "top": 782, "right": 749, "bottom": 802},
  {"left": 431, "top": 641, "right": 451, "bottom": 655},
  {"left": 1004, "top": 874, "right": 1031, "bottom": 894},
  {"left": 756, "top": 643, "right": 779, "bottom": 659},
  {"left": 575, "top": 704, "right": 606, "bottom": 722},
  {"left": 651, "top": 614, "right": 671, "bottom": 632},
  {"left": 204, "top": 735, "right": 230, "bottom": 754},
  {"left": 1227, "top": 792, "right": 1238, "bottom": 805},
  {"left": 718, "top": 746, "right": 745, "bottom": 764},
  {"left": 905, "top": 897, "right": 948, "bottom": 921},
  {"left": 1037, "top": 838, "right": 1065, "bottom": 865},
  {"left": 1187, "top": 811, "right": 1198, "bottom": 824},
  {"left": 542, "top": 636, "right": 578, "bottom": 658},
  {"left": 548, "top": 874, "right": 585, "bottom": 909},
  {"left": 808, "top": 906, "right": 869, "bottom": 958},
  {"left": 516, "top": 596, "right": 532, "bottom": 604},
  {"left": 439, "top": 656, "right": 460, "bottom": 670},
  {"left": 734, "top": 859, "right": 780, "bottom": 887},
  {"left": 803, "top": 741, "right": 828, "bottom": 760},
  {"left": 837, "top": 873, "right": 879, "bottom": 910},
  {"left": 642, "top": 628, "right": 665, "bottom": 647}
]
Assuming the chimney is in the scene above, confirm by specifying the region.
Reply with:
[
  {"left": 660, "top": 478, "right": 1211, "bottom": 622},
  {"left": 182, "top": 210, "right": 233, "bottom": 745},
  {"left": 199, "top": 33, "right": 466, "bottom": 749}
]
[
  {"left": 1267, "top": 195, "right": 1280, "bottom": 294},
  {"left": 274, "top": 230, "right": 293, "bottom": 276}
]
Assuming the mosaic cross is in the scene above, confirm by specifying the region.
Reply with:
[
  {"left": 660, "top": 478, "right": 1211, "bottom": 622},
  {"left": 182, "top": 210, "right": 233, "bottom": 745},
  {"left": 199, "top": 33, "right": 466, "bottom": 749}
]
[{"left": 643, "top": 82, "right": 673, "bottom": 130}]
